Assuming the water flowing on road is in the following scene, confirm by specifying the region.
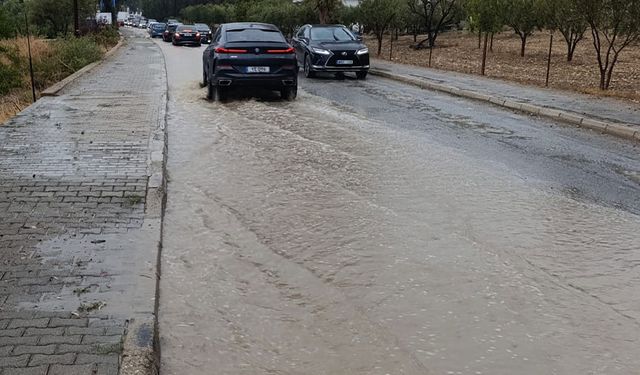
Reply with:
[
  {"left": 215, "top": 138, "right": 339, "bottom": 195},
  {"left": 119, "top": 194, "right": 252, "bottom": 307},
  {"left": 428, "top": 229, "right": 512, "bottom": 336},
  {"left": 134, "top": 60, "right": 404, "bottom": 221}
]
[{"left": 154, "top": 35, "right": 640, "bottom": 375}]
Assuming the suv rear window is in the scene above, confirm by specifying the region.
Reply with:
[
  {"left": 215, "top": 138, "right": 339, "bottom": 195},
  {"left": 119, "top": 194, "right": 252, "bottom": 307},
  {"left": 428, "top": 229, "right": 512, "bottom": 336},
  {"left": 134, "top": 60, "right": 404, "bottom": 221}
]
[{"left": 226, "top": 29, "right": 285, "bottom": 43}]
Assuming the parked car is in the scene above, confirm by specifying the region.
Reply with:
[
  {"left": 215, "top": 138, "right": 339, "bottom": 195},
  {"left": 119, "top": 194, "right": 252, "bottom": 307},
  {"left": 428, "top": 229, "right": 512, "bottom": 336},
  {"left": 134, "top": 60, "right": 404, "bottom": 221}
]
[
  {"left": 172, "top": 24, "right": 202, "bottom": 46},
  {"left": 139, "top": 19, "right": 148, "bottom": 28},
  {"left": 149, "top": 22, "right": 166, "bottom": 38},
  {"left": 291, "top": 24, "right": 369, "bottom": 79},
  {"left": 162, "top": 23, "right": 180, "bottom": 42},
  {"left": 202, "top": 22, "right": 298, "bottom": 101},
  {"left": 167, "top": 18, "right": 179, "bottom": 25},
  {"left": 194, "top": 23, "right": 212, "bottom": 44}
]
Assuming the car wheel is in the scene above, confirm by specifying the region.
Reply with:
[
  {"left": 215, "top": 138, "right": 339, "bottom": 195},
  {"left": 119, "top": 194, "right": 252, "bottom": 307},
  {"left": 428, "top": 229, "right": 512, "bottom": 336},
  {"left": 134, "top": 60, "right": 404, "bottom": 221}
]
[
  {"left": 207, "top": 81, "right": 226, "bottom": 102},
  {"left": 356, "top": 71, "right": 368, "bottom": 80},
  {"left": 304, "top": 55, "right": 315, "bottom": 78},
  {"left": 281, "top": 86, "right": 297, "bottom": 101}
]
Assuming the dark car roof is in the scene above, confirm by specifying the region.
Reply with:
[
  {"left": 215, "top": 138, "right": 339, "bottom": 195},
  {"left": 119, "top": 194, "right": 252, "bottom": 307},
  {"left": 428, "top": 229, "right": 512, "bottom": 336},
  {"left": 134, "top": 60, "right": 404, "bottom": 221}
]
[
  {"left": 223, "top": 22, "right": 279, "bottom": 31},
  {"left": 308, "top": 24, "right": 347, "bottom": 28}
]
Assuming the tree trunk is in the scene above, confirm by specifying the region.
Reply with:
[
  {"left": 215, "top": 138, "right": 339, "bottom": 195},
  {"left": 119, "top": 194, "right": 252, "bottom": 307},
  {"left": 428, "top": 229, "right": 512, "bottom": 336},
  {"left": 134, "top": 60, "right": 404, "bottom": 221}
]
[
  {"left": 377, "top": 34, "right": 383, "bottom": 55},
  {"left": 520, "top": 35, "right": 527, "bottom": 57},
  {"left": 478, "top": 30, "right": 481, "bottom": 49},
  {"left": 567, "top": 43, "right": 575, "bottom": 62},
  {"left": 490, "top": 33, "right": 494, "bottom": 52},
  {"left": 604, "top": 53, "right": 620, "bottom": 90},
  {"left": 599, "top": 69, "right": 606, "bottom": 90},
  {"left": 481, "top": 32, "right": 489, "bottom": 75},
  {"left": 318, "top": 8, "right": 329, "bottom": 24}
]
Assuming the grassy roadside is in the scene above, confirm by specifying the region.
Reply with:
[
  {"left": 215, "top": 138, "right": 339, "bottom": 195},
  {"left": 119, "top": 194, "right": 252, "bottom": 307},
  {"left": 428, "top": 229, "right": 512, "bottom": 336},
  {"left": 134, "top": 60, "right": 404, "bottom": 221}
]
[
  {"left": 369, "top": 31, "right": 640, "bottom": 104},
  {"left": 0, "top": 28, "right": 120, "bottom": 124}
]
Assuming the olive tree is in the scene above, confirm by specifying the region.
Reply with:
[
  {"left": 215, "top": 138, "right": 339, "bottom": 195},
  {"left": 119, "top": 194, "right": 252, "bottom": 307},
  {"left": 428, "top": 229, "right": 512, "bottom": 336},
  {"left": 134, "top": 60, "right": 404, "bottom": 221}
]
[
  {"left": 577, "top": 0, "right": 640, "bottom": 89},
  {"left": 407, "top": 0, "right": 460, "bottom": 48},
  {"left": 503, "top": 0, "right": 544, "bottom": 57},
  {"left": 543, "top": 0, "right": 587, "bottom": 61},
  {"left": 359, "top": 0, "right": 400, "bottom": 55}
]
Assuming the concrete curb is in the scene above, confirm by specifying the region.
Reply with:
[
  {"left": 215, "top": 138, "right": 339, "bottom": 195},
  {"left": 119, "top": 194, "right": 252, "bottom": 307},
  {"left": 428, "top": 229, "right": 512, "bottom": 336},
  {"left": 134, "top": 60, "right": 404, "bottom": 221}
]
[
  {"left": 119, "top": 38, "right": 169, "bottom": 375},
  {"left": 41, "top": 36, "right": 126, "bottom": 97},
  {"left": 369, "top": 69, "right": 640, "bottom": 142}
]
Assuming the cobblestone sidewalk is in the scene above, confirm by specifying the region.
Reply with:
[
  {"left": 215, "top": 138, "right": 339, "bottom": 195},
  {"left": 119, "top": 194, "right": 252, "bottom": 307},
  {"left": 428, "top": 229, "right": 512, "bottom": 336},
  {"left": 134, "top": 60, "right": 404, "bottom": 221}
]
[{"left": 0, "top": 31, "right": 166, "bottom": 374}]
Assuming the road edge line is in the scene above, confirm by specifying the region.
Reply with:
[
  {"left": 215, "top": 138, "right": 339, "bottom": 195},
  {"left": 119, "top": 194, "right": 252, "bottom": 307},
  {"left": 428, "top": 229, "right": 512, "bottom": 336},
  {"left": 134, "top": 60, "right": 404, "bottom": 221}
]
[
  {"left": 41, "top": 35, "right": 126, "bottom": 97},
  {"left": 369, "top": 69, "right": 639, "bottom": 142}
]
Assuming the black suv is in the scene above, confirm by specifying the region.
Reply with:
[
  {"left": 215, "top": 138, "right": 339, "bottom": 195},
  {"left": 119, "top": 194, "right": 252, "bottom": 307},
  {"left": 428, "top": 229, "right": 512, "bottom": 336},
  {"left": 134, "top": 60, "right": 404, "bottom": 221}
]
[
  {"left": 202, "top": 23, "right": 298, "bottom": 101},
  {"left": 292, "top": 24, "right": 370, "bottom": 79}
]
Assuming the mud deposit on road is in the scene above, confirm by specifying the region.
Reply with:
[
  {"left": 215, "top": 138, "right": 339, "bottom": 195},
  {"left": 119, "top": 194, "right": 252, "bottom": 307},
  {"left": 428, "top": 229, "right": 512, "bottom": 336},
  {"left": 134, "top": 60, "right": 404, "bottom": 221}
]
[{"left": 156, "top": 40, "right": 640, "bottom": 375}]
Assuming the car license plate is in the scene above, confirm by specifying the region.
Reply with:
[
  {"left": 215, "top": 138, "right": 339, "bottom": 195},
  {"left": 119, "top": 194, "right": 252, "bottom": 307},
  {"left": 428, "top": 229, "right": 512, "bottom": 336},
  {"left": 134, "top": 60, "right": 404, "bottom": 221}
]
[
  {"left": 183, "top": 33, "right": 192, "bottom": 36},
  {"left": 336, "top": 60, "right": 353, "bottom": 65},
  {"left": 246, "top": 66, "right": 270, "bottom": 73}
]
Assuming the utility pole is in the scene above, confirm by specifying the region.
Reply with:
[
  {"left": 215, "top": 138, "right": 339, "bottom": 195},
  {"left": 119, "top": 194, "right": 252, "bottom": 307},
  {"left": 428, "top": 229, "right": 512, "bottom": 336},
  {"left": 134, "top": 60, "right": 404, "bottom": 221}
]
[
  {"left": 24, "top": 10, "right": 36, "bottom": 103},
  {"left": 73, "top": 0, "right": 79, "bottom": 36}
]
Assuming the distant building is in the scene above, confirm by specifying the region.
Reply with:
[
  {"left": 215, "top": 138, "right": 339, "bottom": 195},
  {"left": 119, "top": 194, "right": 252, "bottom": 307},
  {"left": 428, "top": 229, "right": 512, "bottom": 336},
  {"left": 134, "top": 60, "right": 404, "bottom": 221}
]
[{"left": 342, "top": 0, "right": 359, "bottom": 6}]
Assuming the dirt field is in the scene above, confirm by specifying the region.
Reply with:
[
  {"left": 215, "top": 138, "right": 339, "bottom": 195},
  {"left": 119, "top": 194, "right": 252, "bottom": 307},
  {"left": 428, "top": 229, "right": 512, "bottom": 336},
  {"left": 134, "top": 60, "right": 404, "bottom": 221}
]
[{"left": 368, "top": 30, "right": 640, "bottom": 103}]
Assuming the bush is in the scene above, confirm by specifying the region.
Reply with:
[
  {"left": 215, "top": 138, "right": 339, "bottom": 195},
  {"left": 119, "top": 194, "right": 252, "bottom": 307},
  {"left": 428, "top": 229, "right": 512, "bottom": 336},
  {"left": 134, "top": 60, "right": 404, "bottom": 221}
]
[
  {"left": 32, "top": 37, "right": 102, "bottom": 88},
  {"left": 91, "top": 27, "right": 120, "bottom": 49},
  {"left": 0, "top": 45, "right": 24, "bottom": 95}
]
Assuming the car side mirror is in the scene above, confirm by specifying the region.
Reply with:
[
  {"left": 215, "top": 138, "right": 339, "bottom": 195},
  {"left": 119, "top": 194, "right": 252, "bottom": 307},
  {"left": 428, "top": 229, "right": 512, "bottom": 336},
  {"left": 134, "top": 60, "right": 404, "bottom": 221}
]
[
  {"left": 356, "top": 35, "right": 363, "bottom": 42},
  {"left": 301, "top": 37, "right": 309, "bottom": 45}
]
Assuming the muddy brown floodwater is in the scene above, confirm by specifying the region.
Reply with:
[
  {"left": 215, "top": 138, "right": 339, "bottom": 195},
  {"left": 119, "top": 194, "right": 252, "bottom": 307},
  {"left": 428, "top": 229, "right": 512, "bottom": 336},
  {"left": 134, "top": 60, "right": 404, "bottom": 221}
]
[{"left": 155, "top": 37, "right": 640, "bottom": 375}]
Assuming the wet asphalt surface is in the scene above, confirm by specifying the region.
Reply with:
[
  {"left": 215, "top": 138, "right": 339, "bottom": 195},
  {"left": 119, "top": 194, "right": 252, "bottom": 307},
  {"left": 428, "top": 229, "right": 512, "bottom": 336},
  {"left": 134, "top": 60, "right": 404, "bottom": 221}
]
[{"left": 149, "top": 30, "right": 640, "bottom": 375}]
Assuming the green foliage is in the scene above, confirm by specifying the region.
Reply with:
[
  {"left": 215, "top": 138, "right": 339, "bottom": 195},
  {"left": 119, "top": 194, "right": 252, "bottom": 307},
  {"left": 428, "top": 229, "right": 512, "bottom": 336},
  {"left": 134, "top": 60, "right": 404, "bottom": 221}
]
[
  {"left": 0, "top": 45, "right": 24, "bottom": 94},
  {"left": 406, "top": 0, "right": 462, "bottom": 48},
  {"left": 25, "top": 0, "right": 95, "bottom": 38},
  {"left": 246, "top": 1, "right": 307, "bottom": 37},
  {"left": 32, "top": 37, "right": 102, "bottom": 88},
  {"left": 180, "top": 3, "right": 235, "bottom": 26},
  {"left": 542, "top": 0, "right": 587, "bottom": 61},
  {"left": 575, "top": 0, "right": 640, "bottom": 89},
  {"left": 503, "top": 0, "right": 544, "bottom": 56},
  {"left": 359, "top": 0, "right": 401, "bottom": 54},
  {"left": 91, "top": 27, "right": 120, "bottom": 48},
  {"left": 180, "top": 0, "right": 317, "bottom": 37},
  {"left": 334, "top": 4, "right": 360, "bottom": 26},
  {"left": 465, "top": 0, "right": 503, "bottom": 33},
  {"left": 0, "top": 0, "right": 26, "bottom": 38},
  {"left": 311, "top": 0, "right": 341, "bottom": 23}
]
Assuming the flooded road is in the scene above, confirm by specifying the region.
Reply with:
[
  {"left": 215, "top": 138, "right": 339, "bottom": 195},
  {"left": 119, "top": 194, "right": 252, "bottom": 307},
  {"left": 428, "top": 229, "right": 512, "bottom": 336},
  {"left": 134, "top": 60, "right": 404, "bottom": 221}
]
[{"left": 155, "top": 37, "right": 640, "bottom": 375}]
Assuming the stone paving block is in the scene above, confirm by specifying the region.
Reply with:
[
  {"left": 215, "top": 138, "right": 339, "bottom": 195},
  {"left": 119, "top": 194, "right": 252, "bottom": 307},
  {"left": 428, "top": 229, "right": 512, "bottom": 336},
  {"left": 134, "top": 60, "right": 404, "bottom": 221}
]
[
  {"left": 7, "top": 319, "right": 49, "bottom": 329},
  {"left": 81, "top": 335, "right": 121, "bottom": 345},
  {"left": 96, "top": 363, "right": 119, "bottom": 375},
  {"left": 0, "top": 328, "right": 24, "bottom": 337},
  {"left": 28, "top": 353, "right": 76, "bottom": 366},
  {"left": 24, "top": 327, "right": 64, "bottom": 337},
  {"left": 55, "top": 344, "right": 97, "bottom": 354},
  {"left": 12, "top": 344, "right": 56, "bottom": 355},
  {"left": 65, "top": 327, "right": 105, "bottom": 336},
  {"left": 0, "top": 336, "right": 39, "bottom": 346},
  {"left": 2, "top": 365, "right": 48, "bottom": 375},
  {"left": 75, "top": 353, "right": 119, "bottom": 365},
  {"left": 48, "top": 318, "right": 87, "bottom": 328},
  {"left": 0, "top": 353, "right": 30, "bottom": 367},
  {"left": 0, "top": 346, "right": 13, "bottom": 356},
  {"left": 49, "top": 364, "right": 96, "bottom": 375},
  {"left": 38, "top": 335, "right": 81, "bottom": 345}
]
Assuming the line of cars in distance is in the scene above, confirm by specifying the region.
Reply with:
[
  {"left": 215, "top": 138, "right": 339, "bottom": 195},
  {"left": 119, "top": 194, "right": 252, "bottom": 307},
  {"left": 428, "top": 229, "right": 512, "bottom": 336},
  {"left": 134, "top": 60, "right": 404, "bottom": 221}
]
[
  {"left": 141, "top": 19, "right": 370, "bottom": 102},
  {"left": 146, "top": 19, "right": 212, "bottom": 46}
]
